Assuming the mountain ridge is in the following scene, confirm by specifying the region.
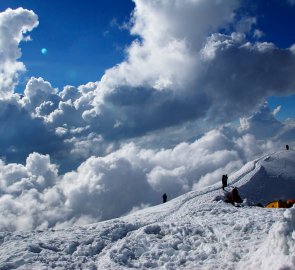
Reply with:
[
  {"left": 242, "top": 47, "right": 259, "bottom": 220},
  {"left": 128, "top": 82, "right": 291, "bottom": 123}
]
[{"left": 0, "top": 150, "right": 294, "bottom": 269}]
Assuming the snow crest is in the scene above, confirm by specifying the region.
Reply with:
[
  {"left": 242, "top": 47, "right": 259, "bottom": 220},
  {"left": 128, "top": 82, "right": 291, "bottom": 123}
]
[
  {"left": 238, "top": 206, "right": 295, "bottom": 270},
  {"left": 0, "top": 151, "right": 295, "bottom": 269}
]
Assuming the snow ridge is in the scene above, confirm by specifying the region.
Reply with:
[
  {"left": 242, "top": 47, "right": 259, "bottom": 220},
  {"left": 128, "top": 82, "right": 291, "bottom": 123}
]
[{"left": 0, "top": 150, "right": 295, "bottom": 269}]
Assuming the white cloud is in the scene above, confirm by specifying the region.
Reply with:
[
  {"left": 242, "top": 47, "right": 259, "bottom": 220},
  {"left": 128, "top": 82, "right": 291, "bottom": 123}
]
[
  {"left": 0, "top": 152, "right": 57, "bottom": 195},
  {"left": 2, "top": 106, "right": 293, "bottom": 231},
  {"left": 199, "top": 34, "right": 295, "bottom": 123},
  {"left": 22, "top": 77, "right": 59, "bottom": 114},
  {"left": 80, "top": 1, "right": 295, "bottom": 143},
  {"left": 239, "top": 102, "right": 283, "bottom": 139},
  {"left": 235, "top": 17, "right": 256, "bottom": 34},
  {"left": 1, "top": 2, "right": 295, "bottom": 232},
  {"left": 272, "top": 105, "right": 281, "bottom": 116},
  {"left": 2, "top": 2, "right": 295, "bottom": 169},
  {"left": 290, "top": 44, "right": 295, "bottom": 54},
  {"left": 97, "top": 0, "right": 238, "bottom": 92},
  {"left": 253, "top": 29, "right": 264, "bottom": 39},
  {"left": 0, "top": 8, "right": 38, "bottom": 95}
]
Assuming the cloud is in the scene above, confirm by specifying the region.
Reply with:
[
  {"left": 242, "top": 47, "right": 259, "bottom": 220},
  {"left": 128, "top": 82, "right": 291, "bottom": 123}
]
[
  {"left": 2, "top": 102, "right": 294, "bottom": 231},
  {"left": 287, "top": 0, "right": 295, "bottom": 6},
  {"left": 239, "top": 102, "right": 283, "bottom": 139},
  {"left": 0, "top": 8, "right": 38, "bottom": 95},
  {"left": 2, "top": 2, "right": 294, "bottom": 169},
  {"left": 273, "top": 105, "right": 281, "bottom": 116},
  {"left": 22, "top": 77, "right": 59, "bottom": 113},
  {"left": 81, "top": 0, "right": 295, "bottom": 143},
  {"left": 275, "top": 118, "right": 295, "bottom": 142},
  {"left": 1, "top": 2, "right": 295, "bottom": 231},
  {"left": 0, "top": 133, "right": 272, "bottom": 232},
  {"left": 0, "top": 94, "right": 67, "bottom": 168},
  {"left": 95, "top": 0, "right": 239, "bottom": 92},
  {"left": 237, "top": 101, "right": 295, "bottom": 145},
  {"left": 199, "top": 34, "right": 295, "bottom": 123},
  {"left": 0, "top": 153, "right": 57, "bottom": 195},
  {"left": 0, "top": 152, "right": 62, "bottom": 231}
]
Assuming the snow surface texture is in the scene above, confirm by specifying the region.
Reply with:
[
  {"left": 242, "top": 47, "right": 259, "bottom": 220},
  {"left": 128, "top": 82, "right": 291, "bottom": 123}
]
[{"left": 0, "top": 150, "right": 294, "bottom": 269}]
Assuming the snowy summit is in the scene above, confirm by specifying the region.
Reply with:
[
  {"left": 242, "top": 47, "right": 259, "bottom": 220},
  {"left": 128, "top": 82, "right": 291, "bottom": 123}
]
[{"left": 0, "top": 150, "right": 295, "bottom": 269}]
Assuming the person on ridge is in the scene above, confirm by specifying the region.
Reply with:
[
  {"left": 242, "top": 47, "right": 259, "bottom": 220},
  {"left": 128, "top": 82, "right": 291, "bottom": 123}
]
[
  {"left": 231, "top": 187, "right": 242, "bottom": 204},
  {"left": 162, "top": 193, "right": 167, "bottom": 203},
  {"left": 286, "top": 145, "right": 289, "bottom": 150},
  {"left": 222, "top": 174, "right": 228, "bottom": 190}
]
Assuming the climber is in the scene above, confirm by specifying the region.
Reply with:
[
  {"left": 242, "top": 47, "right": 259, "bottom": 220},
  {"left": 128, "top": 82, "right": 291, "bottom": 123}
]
[
  {"left": 162, "top": 193, "right": 167, "bottom": 203},
  {"left": 231, "top": 187, "right": 242, "bottom": 204},
  {"left": 222, "top": 174, "right": 228, "bottom": 190},
  {"left": 224, "top": 187, "right": 242, "bottom": 205}
]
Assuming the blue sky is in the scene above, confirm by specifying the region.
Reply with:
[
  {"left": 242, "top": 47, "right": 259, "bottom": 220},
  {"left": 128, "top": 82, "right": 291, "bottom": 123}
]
[
  {"left": 253, "top": 1, "right": 295, "bottom": 119},
  {"left": 0, "top": 1, "right": 294, "bottom": 84},
  {"left": 233, "top": 0, "right": 295, "bottom": 121},
  {"left": 246, "top": 1, "right": 295, "bottom": 120},
  {"left": 1, "top": 0, "right": 294, "bottom": 119},
  {"left": 240, "top": 0, "right": 295, "bottom": 48},
  {"left": 0, "top": 0, "right": 295, "bottom": 156},
  {"left": 0, "top": 0, "right": 135, "bottom": 90}
]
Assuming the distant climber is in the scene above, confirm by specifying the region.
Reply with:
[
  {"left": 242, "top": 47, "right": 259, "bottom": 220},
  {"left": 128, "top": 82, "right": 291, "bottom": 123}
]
[
  {"left": 162, "top": 193, "right": 167, "bottom": 203},
  {"left": 222, "top": 174, "right": 228, "bottom": 190},
  {"left": 286, "top": 145, "right": 289, "bottom": 150},
  {"left": 231, "top": 187, "right": 242, "bottom": 204},
  {"left": 225, "top": 187, "right": 242, "bottom": 205}
]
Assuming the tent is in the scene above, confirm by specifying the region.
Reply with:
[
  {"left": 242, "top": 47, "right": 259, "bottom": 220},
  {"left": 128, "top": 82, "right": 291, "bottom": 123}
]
[{"left": 265, "top": 200, "right": 295, "bottom": 208}]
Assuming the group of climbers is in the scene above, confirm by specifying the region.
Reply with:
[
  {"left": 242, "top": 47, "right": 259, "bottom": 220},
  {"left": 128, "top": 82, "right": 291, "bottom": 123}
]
[
  {"left": 220, "top": 144, "right": 293, "bottom": 207},
  {"left": 162, "top": 145, "right": 292, "bottom": 206}
]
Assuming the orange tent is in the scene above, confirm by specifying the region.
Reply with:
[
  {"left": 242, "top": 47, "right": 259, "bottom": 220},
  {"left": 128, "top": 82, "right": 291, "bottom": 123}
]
[{"left": 265, "top": 200, "right": 295, "bottom": 208}]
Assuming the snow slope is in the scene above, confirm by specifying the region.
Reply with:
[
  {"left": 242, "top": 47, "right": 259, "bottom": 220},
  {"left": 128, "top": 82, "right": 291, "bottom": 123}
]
[{"left": 0, "top": 150, "right": 295, "bottom": 269}]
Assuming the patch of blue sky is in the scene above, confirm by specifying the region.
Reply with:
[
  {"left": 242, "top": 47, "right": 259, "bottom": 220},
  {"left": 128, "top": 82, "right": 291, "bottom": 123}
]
[
  {"left": 0, "top": 0, "right": 135, "bottom": 92},
  {"left": 268, "top": 95, "right": 295, "bottom": 121}
]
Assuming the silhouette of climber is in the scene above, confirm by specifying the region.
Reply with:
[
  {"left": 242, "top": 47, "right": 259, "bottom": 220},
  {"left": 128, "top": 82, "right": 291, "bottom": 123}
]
[
  {"left": 231, "top": 187, "right": 242, "bottom": 204},
  {"left": 162, "top": 193, "right": 167, "bottom": 203},
  {"left": 286, "top": 145, "right": 289, "bottom": 150},
  {"left": 222, "top": 174, "right": 228, "bottom": 190}
]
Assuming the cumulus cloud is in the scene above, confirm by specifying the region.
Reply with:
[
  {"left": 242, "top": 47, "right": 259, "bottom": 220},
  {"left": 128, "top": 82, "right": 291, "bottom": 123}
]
[
  {"left": 0, "top": 8, "right": 38, "bottom": 95},
  {"left": 22, "top": 77, "right": 59, "bottom": 114},
  {"left": 2, "top": 1, "right": 294, "bottom": 167},
  {"left": 1, "top": 1, "right": 295, "bottom": 231},
  {"left": 200, "top": 34, "right": 295, "bottom": 123},
  {"left": 79, "top": 0, "right": 295, "bottom": 142},
  {"left": 239, "top": 102, "right": 283, "bottom": 139},
  {"left": 98, "top": 0, "right": 238, "bottom": 90},
  {"left": 237, "top": 101, "right": 295, "bottom": 146},
  {"left": 0, "top": 95, "right": 67, "bottom": 168},
  {"left": 83, "top": 0, "right": 239, "bottom": 136},
  {"left": 2, "top": 103, "right": 294, "bottom": 231}
]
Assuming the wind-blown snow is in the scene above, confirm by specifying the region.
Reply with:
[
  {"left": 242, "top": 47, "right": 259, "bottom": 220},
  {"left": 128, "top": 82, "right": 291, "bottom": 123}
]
[{"left": 0, "top": 150, "right": 294, "bottom": 269}]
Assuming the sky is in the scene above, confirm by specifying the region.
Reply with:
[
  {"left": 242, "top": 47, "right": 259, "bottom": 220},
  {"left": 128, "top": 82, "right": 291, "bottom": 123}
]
[
  {"left": 0, "top": 0, "right": 294, "bottom": 117},
  {"left": 0, "top": 0, "right": 135, "bottom": 89},
  {"left": 1, "top": 0, "right": 295, "bottom": 231}
]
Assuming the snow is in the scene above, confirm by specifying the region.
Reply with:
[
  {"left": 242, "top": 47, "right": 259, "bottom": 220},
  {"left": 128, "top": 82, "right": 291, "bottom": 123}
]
[
  {"left": 0, "top": 150, "right": 295, "bottom": 269},
  {"left": 238, "top": 206, "right": 295, "bottom": 270}
]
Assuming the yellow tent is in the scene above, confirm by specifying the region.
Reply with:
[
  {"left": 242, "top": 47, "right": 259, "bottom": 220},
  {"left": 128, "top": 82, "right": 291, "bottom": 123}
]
[{"left": 265, "top": 200, "right": 295, "bottom": 208}]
